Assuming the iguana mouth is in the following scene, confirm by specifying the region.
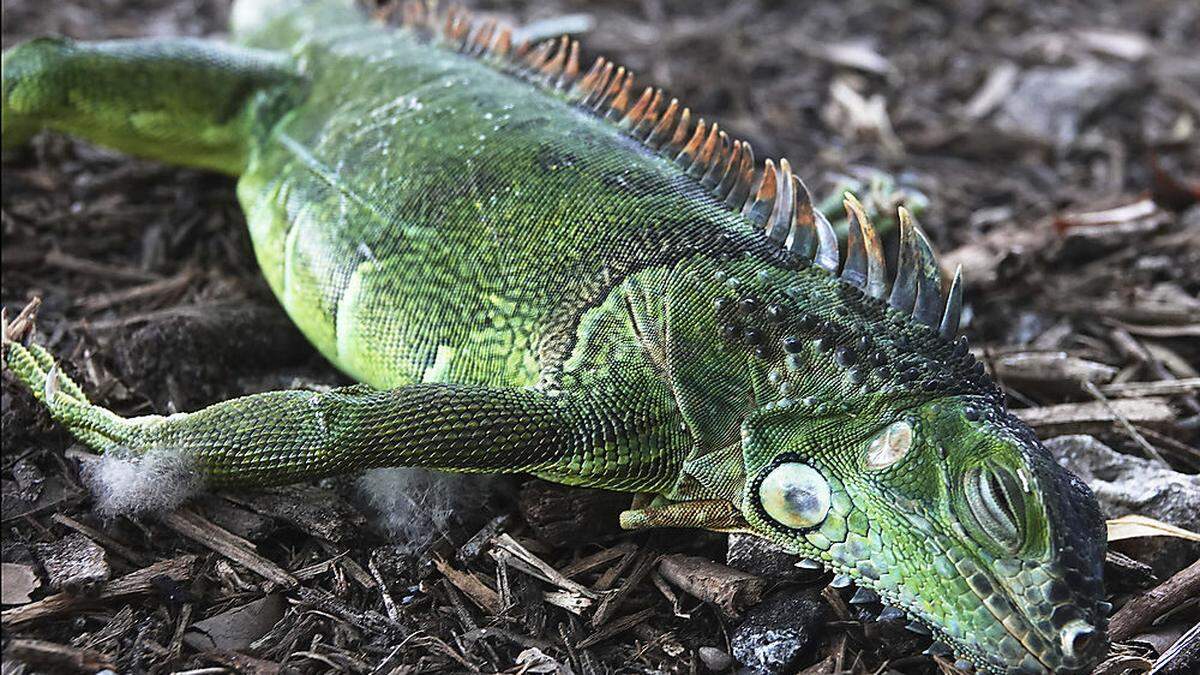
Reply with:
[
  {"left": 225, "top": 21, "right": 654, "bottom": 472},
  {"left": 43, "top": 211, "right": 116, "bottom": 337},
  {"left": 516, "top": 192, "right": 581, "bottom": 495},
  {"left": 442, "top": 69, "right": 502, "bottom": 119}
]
[{"left": 855, "top": 545, "right": 1105, "bottom": 675}]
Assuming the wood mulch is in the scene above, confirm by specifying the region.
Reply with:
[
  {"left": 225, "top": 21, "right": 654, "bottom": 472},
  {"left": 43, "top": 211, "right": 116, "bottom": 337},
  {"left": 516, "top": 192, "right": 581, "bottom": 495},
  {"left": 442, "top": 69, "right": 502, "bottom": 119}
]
[{"left": 2, "top": 0, "right": 1197, "bottom": 673}]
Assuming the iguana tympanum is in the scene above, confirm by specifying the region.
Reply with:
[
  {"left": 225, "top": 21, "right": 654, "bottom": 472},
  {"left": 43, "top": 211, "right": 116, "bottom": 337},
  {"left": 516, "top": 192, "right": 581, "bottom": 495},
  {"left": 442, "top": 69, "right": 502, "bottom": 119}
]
[{"left": 1, "top": 0, "right": 1109, "bottom": 672}]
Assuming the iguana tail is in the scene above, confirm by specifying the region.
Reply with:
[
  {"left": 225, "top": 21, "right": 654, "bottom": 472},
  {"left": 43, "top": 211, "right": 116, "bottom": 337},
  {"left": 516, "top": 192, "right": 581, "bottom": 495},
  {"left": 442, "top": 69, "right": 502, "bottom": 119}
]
[{"left": 1, "top": 35, "right": 301, "bottom": 175}]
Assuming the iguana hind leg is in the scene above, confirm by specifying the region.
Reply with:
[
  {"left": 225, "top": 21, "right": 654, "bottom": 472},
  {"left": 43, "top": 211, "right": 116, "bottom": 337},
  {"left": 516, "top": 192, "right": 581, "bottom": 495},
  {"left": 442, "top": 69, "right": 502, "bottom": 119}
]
[{"left": 2, "top": 36, "right": 300, "bottom": 174}]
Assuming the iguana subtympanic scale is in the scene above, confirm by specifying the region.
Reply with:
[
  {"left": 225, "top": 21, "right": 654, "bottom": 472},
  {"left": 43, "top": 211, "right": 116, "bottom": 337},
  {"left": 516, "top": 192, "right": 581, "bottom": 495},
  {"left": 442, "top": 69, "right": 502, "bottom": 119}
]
[{"left": 1, "top": 1, "right": 1109, "bottom": 672}]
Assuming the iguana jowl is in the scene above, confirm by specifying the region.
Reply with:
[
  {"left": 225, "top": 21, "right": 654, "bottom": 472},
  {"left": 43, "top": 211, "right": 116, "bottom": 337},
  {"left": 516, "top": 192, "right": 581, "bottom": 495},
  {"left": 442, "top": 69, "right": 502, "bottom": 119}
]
[{"left": 1, "top": 0, "right": 1109, "bottom": 672}]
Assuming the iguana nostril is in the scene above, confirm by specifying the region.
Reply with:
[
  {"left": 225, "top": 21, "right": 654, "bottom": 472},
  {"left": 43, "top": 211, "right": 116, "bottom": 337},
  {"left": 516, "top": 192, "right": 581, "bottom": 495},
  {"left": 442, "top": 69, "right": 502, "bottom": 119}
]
[{"left": 1060, "top": 620, "right": 1099, "bottom": 659}]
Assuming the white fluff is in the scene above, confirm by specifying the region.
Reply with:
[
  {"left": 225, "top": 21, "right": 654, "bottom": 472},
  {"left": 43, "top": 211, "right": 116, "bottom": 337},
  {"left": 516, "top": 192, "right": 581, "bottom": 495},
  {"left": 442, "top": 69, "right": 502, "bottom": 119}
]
[
  {"left": 79, "top": 446, "right": 500, "bottom": 550},
  {"left": 355, "top": 468, "right": 502, "bottom": 552},
  {"left": 81, "top": 446, "right": 203, "bottom": 517}
]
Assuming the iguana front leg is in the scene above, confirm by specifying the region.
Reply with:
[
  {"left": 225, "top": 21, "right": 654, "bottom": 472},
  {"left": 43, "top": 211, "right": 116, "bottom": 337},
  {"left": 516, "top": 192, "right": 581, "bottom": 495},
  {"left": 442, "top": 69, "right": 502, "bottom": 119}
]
[{"left": 5, "top": 340, "right": 683, "bottom": 500}]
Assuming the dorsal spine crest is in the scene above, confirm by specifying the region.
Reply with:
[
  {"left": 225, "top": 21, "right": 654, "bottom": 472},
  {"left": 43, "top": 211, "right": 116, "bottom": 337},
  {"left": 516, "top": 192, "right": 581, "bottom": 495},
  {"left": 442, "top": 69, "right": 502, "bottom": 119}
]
[{"left": 390, "top": 0, "right": 966, "bottom": 347}]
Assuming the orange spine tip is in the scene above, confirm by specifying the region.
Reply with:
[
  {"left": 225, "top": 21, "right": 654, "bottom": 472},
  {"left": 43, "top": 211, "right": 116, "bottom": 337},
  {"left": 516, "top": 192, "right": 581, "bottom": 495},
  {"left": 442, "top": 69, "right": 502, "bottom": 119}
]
[
  {"left": 697, "top": 124, "right": 722, "bottom": 167},
  {"left": 607, "top": 76, "right": 635, "bottom": 117},
  {"left": 594, "top": 66, "right": 625, "bottom": 109},
  {"left": 678, "top": 118, "right": 708, "bottom": 164},
  {"left": 525, "top": 40, "right": 553, "bottom": 68},
  {"left": 622, "top": 87, "right": 654, "bottom": 126},
  {"left": 587, "top": 62, "right": 614, "bottom": 105},
  {"left": 570, "top": 57, "right": 604, "bottom": 100},
  {"left": 756, "top": 159, "right": 779, "bottom": 202},
  {"left": 701, "top": 130, "right": 730, "bottom": 185},
  {"left": 721, "top": 140, "right": 743, "bottom": 179},
  {"left": 647, "top": 98, "right": 679, "bottom": 146},
  {"left": 667, "top": 108, "right": 693, "bottom": 153},
  {"left": 493, "top": 27, "right": 513, "bottom": 56},
  {"left": 560, "top": 40, "right": 581, "bottom": 84},
  {"left": 539, "top": 36, "right": 569, "bottom": 76},
  {"left": 473, "top": 20, "right": 496, "bottom": 54},
  {"left": 635, "top": 89, "right": 664, "bottom": 134}
]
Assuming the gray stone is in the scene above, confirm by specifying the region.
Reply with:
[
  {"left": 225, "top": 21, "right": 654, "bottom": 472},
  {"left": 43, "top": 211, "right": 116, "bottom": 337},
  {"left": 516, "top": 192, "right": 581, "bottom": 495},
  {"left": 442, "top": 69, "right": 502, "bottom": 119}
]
[
  {"left": 726, "top": 532, "right": 824, "bottom": 582},
  {"left": 698, "top": 646, "right": 734, "bottom": 672},
  {"left": 993, "top": 63, "right": 1133, "bottom": 147},
  {"left": 731, "top": 587, "right": 827, "bottom": 674},
  {"left": 1047, "top": 434, "right": 1200, "bottom": 576}
]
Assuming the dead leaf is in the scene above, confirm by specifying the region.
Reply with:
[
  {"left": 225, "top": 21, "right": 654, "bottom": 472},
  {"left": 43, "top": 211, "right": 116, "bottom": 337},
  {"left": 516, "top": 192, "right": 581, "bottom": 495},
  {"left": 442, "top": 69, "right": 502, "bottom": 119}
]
[{"left": 1106, "top": 515, "right": 1200, "bottom": 543}]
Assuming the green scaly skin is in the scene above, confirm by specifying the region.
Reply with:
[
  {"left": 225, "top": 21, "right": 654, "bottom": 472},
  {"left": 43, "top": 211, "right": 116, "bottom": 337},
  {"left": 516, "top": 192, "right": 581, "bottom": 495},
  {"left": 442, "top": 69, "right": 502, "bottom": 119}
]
[{"left": 1, "top": 1, "right": 1107, "bottom": 672}]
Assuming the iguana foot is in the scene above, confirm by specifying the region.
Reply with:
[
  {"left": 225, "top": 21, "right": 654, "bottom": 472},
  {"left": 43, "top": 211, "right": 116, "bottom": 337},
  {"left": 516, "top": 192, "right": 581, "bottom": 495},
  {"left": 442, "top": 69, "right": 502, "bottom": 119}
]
[{"left": 4, "top": 302, "right": 164, "bottom": 456}]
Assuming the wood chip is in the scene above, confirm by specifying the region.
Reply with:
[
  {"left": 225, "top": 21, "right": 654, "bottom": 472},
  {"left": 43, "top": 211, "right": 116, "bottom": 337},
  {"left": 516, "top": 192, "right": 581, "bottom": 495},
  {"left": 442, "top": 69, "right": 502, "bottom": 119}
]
[
  {"left": 590, "top": 550, "right": 657, "bottom": 627},
  {"left": 491, "top": 534, "right": 597, "bottom": 599},
  {"left": 1100, "top": 378, "right": 1200, "bottom": 398},
  {"left": 1015, "top": 397, "right": 1176, "bottom": 436},
  {"left": 6, "top": 639, "right": 116, "bottom": 672},
  {"left": 989, "top": 351, "right": 1118, "bottom": 386},
  {"left": 33, "top": 532, "right": 111, "bottom": 593},
  {"left": 1, "top": 563, "right": 40, "bottom": 605},
  {"left": 457, "top": 513, "right": 512, "bottom": 563},
  {"left": 963, "top": 61, "right": 1019, "bottom": 120},
  {"left": 43, "top": 249, "right": 162, "bottom": 282},
  {"left": 1110, "top": 558, "right": 1200, "bottom": 641},
  {"left": 541, "top": 590, "right": 593, "bottom": 615},
  {"left": 227, "top": 485, "right": 368, "bottom": 545},
  {"left": 577, "top": 607, "right": 656, "bottom": 649},
  {"left": 162, "top": 509, "right": 297, "bottom": 588},
  {"left": 184, "top": 594, "right": 286, "bottom": 651},
  {"left": 195, "top": 649, "right": 283, "bottom": 675},
  {"left": 1148, "top": 620, "right": 1199, "bottom": 675},
  {"left": 2, "top": 555, "right": 197, "bottom": 628},
  {"left": 657, "top": 554, "right": 767, "bottom": 619},
  {"left": 1107, "top": 515, "right": 1200, "bottom": 543},
  {"left": 434, "top": 556, "right": 502, "bottom": 614},
  {"left": 51, "top": 513, "right": 148, "bottom": 566},
  {"left": 560, "top": 542, "right": 638, "bottom": 579},
  {"left": 1054, "top": 300, "right": 1199, "bottom": 325},
  {"left": 293, "top": 586, "right": 408, "bottom": 640},
  {"left": 592, "top": 545, "right": 638, "bottom": 592}
]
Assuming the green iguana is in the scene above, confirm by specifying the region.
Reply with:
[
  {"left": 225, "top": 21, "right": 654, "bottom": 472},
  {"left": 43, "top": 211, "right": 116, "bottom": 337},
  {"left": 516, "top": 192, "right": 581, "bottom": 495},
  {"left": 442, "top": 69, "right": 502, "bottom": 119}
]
[{"left": 1, "top": 1, "right": 1109, "bottom": 672}]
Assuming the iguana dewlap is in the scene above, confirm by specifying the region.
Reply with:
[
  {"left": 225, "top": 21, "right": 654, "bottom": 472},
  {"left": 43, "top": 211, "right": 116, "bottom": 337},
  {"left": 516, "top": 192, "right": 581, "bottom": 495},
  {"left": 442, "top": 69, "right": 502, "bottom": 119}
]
[{"left": 1, "top": 1, "right": 1109, "bottom": 672}]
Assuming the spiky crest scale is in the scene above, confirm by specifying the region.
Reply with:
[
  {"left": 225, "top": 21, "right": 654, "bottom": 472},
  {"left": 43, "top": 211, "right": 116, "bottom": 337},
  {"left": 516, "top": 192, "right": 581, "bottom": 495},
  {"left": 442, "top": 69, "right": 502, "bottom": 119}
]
[{"left": 390, "top": 0, "right": 964, "bottom": 342}]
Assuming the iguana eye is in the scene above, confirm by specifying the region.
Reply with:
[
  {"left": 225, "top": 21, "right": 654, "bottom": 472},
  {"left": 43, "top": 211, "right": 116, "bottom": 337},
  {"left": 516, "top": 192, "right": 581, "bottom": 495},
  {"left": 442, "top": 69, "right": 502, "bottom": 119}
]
[
  {"left": 865, "top": 420, "right": 913, "bottom": 469},
  {"left": 759, "top": 462, "right": 830, "bottom": 529}
]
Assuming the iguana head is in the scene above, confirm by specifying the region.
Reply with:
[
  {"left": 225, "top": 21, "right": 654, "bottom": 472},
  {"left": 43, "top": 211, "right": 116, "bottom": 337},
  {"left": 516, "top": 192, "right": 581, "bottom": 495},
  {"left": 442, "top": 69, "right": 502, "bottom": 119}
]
[
  {"left": 693, "top": 196, "right": 1109, "bottom": 674},
  {"left": 740, "top": 394, "right": 1108, "bottom": 674}
]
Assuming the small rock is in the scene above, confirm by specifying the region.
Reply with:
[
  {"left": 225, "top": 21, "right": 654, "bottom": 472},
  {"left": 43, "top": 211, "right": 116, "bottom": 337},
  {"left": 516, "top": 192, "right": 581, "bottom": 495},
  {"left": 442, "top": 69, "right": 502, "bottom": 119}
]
[
  {"left": 1048, "top": 434, "right": 1200, "bottom": 576},
  {"left": 698, "top": 646, "right": 734, "bottom": 672},
  {"left": 32, "top": 533, "right": 109, "bottom": 593},
  {"left": 727, "top": 533, "right": 822, "bottom": 582},
  {"left": 183, "top": 594, "right": 286, "bottom": 651},
  {"left": 993, "top": 63, "right": 1134, "bottom": 147},
  {"left": 731, "top": 587, "right": 828, "bottom": 674}
]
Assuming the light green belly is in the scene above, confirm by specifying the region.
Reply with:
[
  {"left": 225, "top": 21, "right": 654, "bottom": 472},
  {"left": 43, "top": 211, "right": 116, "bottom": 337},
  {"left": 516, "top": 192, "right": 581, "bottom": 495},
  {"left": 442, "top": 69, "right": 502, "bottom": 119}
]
[{"left": 236, "top": 160, "right": 547, "bottom": 390}]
